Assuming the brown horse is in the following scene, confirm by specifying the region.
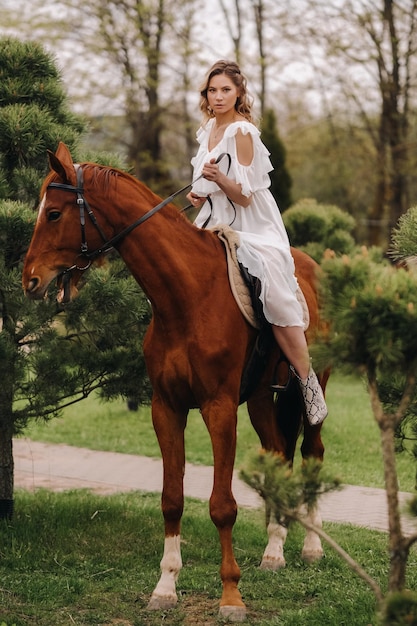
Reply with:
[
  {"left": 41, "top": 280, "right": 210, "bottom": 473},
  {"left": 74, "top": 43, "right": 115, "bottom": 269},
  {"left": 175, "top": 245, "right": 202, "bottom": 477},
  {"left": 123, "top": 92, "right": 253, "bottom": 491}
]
[{"left": 22, "top": 142, "right": 329, "bottom": 622}]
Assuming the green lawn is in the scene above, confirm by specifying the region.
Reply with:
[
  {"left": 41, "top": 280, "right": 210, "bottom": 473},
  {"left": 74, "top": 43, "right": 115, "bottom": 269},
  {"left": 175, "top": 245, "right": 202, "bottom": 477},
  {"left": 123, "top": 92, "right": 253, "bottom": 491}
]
[
  {"left": 7, "top": 372, "right": 417, "bottom": 625},
  {"left": 1, "top": 489, "right": 414, "bottom": 626},
  {"left": 24, "top": 371, "right": 417, "bottom": 492}
]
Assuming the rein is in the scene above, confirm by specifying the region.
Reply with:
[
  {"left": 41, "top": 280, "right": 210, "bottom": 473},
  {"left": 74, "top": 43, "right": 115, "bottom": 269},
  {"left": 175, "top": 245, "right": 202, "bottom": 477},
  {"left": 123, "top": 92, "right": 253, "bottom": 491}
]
[{"left": 48, "top": 152, "right": 232, "bottom": 270}]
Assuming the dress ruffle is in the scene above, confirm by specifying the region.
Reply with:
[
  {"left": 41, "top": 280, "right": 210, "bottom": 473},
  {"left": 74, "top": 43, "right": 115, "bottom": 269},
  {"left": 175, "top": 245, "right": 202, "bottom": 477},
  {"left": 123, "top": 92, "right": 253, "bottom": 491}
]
[
  {"left": 191, "top": 119, "right": 305, "bottom": 328},
  {"left": 191, "top": 120, "right": 272, "bottom": 198}
]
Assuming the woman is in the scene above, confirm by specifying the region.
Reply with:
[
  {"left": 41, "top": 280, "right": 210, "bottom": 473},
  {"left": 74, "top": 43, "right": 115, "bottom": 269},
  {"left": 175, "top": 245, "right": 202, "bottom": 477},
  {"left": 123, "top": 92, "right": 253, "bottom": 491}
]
[{"left": 187, "top": 60, "right": 327, "bottom": 426}]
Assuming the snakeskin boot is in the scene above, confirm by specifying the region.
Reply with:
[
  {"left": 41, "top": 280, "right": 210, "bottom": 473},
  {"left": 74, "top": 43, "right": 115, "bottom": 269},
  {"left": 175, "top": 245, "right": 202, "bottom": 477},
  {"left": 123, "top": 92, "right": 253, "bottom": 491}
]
[{"left": 291, "top": 365, "right": 328, "bottom": 426}]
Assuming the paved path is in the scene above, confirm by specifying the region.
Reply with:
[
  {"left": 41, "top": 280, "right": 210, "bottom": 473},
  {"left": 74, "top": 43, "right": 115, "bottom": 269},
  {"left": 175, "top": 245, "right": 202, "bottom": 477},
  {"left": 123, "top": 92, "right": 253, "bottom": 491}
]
[{"left": 13, "top": 438, "right": 417, "bottom": 536}]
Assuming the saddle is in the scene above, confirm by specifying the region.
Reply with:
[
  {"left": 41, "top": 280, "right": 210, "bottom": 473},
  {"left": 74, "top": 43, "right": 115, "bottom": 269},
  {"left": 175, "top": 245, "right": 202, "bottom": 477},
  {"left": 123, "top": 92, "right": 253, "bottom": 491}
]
[
  {"left": 211, "top": 225, "right": 260, "bottom": 329},
  {"left": 212, "top": 225, "right": 310, "bottom": 331}
]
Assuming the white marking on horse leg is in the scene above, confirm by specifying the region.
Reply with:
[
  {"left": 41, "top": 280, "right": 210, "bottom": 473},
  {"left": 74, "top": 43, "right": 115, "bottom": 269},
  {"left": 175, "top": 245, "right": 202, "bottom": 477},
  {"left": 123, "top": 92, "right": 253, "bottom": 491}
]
[
  {"left": 301, "top": 506, "right": 324, "bottom": 563},
  {"left": 147, "top": 535, "right": 182, "bottom": 610},
  {"left": 260, "top": 521, "right": 287, "bottom": 570}
]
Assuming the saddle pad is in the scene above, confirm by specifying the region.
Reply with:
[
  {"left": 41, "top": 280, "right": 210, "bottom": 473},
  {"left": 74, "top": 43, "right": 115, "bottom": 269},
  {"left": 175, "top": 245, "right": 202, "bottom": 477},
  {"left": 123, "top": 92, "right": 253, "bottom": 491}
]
[
  {"left": 211, "top": 224, "right": 310, "bottom": 332},
  {"left": 211, "top": 224, "right": 259, "bottom": 328}
]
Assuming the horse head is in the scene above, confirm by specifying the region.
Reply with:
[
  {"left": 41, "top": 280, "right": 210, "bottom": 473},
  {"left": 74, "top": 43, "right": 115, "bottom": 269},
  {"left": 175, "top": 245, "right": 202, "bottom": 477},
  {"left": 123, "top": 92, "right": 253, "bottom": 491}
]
[{"left": 23, "top": 143, "right": 105, "bottom": 303}]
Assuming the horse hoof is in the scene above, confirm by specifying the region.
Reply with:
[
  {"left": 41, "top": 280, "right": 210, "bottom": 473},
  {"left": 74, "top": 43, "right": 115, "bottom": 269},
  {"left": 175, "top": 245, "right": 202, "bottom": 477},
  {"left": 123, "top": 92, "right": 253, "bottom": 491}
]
[
  {"left": 260, "top": 556, "right": 286, "bottom": 570},
  {"left": 301, "top": 548, "right": 324, "bottom": 563},
  {"left": 147, "top": 593, "right": 177, "bottom": 610},
  {"left": 219, "top": 605, "right": 247, "bottom": 622}
]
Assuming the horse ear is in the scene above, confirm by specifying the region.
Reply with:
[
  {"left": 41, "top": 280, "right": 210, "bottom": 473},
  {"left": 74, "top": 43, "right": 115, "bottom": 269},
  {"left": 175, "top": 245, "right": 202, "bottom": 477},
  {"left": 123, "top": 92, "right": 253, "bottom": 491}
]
[{"left": 47, "top": 142, "right": 75, "bottom": 183}]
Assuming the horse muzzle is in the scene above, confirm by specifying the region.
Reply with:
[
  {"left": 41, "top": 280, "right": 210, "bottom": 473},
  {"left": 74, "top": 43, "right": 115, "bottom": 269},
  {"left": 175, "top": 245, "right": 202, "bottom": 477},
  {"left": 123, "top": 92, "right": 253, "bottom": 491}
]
[
  {"left": 23, "top": 270, "right": 78, "bottom": 303},
  {"left": 23, "top": 274, "right": 52, "bottom": 301}
]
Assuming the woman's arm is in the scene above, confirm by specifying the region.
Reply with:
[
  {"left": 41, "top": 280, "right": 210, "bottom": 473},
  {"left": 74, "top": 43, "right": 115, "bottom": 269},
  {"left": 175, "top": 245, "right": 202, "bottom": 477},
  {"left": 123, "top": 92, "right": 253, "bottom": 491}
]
[{"left": 202, "top": 129, "right": 254, "bottom": 207}]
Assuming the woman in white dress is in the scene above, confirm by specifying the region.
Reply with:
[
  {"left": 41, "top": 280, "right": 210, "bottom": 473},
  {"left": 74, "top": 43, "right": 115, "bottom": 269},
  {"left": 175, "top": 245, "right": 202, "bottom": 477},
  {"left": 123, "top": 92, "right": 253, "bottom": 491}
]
[{"left": 187, "top": 60, "right": 327, "bottom": 426}]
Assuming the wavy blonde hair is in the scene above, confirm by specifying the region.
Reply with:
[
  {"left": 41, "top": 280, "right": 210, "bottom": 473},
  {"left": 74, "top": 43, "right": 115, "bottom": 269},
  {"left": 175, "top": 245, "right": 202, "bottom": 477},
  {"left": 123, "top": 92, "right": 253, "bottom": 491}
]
[{"left": 199, "top": 60, "right": 254, "bottom": 124}]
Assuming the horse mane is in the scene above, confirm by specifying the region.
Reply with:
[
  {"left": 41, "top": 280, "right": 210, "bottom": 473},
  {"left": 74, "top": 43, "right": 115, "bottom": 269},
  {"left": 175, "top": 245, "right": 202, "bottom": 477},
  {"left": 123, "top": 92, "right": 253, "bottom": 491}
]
[
  {"left": 41, "top": 162, "right": 145, "bottom": 196},
  {"left": 41, "top": 161, "right": 196, "bottom": 229},
  {"left": 42, "top": 161, "right": 163, "bottom": 203}
]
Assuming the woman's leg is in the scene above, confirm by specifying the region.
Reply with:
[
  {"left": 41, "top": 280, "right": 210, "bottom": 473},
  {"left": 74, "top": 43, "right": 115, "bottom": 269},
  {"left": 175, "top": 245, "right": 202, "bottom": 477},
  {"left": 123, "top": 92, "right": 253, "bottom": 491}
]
[
  {"left": 272, "top": 325, "right": 310, "bottom": 379},
  {"left": 271, "top": 324, "right": 328, "bottom": 426}
]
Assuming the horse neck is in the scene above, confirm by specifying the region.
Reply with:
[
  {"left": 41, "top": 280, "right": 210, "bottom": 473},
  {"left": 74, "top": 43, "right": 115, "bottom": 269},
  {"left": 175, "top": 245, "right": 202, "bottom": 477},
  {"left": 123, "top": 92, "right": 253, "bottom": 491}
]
[
  {"left": 121, "top": 214, "right": 218, "bottom": 319},
  {"left": 97, "top": 174, "right": 220, "bottom": 318}
]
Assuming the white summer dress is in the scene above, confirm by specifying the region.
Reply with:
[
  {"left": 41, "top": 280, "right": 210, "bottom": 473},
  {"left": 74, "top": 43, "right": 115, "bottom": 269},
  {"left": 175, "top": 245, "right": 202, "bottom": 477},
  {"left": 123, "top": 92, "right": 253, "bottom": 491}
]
[{"left": 191, "top": 119, "right": 304, "bottom": 328}]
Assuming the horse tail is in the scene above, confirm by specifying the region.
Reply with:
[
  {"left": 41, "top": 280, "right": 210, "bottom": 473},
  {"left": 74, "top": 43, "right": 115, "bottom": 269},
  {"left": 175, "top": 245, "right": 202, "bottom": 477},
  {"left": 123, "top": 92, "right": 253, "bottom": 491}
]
[{"left": 274, "top": 375, "right": 304, "bottom": 464}]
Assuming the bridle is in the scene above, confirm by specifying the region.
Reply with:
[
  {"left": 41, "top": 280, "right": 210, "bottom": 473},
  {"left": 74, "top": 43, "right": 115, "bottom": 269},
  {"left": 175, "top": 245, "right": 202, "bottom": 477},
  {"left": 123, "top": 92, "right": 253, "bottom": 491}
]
[{"left": 47, "top": 153, "right": 232, "bottom": 299}]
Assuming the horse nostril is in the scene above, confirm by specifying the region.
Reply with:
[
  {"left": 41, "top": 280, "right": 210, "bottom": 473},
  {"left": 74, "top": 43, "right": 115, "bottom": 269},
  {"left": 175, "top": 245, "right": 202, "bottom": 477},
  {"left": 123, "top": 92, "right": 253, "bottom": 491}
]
[{"left": 27, "top": 277, "right": 39, "bottom": 293}]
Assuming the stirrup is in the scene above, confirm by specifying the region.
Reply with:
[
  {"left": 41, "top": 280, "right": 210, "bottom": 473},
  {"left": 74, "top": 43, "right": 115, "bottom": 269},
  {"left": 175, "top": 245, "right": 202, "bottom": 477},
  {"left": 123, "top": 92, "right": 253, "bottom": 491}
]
[{"left": 290, "top": 365, "right": 328, "bottom": 426}]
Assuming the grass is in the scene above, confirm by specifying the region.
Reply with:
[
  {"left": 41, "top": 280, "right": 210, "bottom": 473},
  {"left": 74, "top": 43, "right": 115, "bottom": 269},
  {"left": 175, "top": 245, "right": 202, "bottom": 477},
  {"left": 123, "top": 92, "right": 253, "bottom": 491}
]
[
  {"left": 7, "top": 372, "right": 417, "bottom": 624},
  {"left": 24, "top": 371, "right": 417, "bottom": 493},
  {"left": 1, "top": 489, "right": 414, "bottom": 625}
]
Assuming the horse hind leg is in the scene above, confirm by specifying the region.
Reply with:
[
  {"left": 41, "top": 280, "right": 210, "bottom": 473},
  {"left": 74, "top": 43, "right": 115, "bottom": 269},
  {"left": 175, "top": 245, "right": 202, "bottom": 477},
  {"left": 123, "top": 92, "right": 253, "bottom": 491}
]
[
  {"left": 300, "top": 417, "right": 325, "bottom": 563},
  {"left": 260, "top": 508, "right": 288, "bottom": 570},
  {"left": 300, "top": 504, "right": 324, "bottom": 563},
  {"left": 249, "top": 376, "right": 324, "bottom": 570},
  {"left": 246, "top": 389, "right": 290, "bottom": 571},
  {"left": 275, "top": 381, "right": 325, "bottom": 565},
  {"left": 260, "top": 502, "right": 324, "bottom": 569}
]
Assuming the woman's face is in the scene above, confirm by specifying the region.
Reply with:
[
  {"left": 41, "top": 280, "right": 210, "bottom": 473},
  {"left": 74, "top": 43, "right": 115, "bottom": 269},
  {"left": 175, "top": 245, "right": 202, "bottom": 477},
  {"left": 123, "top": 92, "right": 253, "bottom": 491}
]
[{"left": 207, "top": 74, "right": 239, "bottom": 116}]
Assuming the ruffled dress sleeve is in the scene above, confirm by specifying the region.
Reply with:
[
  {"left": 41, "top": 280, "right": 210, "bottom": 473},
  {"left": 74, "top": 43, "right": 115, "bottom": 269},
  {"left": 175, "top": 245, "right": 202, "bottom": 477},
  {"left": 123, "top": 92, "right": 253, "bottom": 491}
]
[{"left": 191, "top": 120, "right": 273, "bottom": 198}]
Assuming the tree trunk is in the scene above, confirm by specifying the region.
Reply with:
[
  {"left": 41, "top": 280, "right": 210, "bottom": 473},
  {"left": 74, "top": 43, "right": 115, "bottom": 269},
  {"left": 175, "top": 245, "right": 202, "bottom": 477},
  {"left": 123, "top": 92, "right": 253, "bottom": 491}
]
[
  {"left": 0, "top": 313, "right": 16, "bottom": 519},
  {"left": 367, "top": 0, "right": 410, "bottom": 248},
  {"left": 0, "top": 420, "right": 14, "bottom": 519},
  {"left": 368, "top": 375, "right": 408, "bottom": 591},
  {"left": 368, "top": 156, "right": 388, "bottom": 248},
  {"left": 379, "top": 423, "right": 408, "bottom": 591}
]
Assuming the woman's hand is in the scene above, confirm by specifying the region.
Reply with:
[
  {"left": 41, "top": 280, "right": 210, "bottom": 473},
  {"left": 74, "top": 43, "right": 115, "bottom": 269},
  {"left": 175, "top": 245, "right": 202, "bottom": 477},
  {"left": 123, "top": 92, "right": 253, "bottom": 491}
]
[
  {"left": 186, "top": 191, "right": 207, "bottom": 208},
  {"left": 202, "top": 157, "right": 252, "bottom": 208},
  {"left": 202, "top": 158, "right": 222, "bottom": 182}
]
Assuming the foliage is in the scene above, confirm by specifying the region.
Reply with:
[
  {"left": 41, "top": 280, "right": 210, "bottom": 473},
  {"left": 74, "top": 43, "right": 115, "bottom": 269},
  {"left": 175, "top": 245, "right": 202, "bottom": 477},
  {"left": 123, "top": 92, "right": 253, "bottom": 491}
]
[
  {"left": 315, "top": 246, "right": 417, "bottom": 377},
  {"left": 285, "top": 116, "right": 377, "bottom": 242},
  {"left": 15, "top": 259, "right": 152, "bottom": 434},
  {"left": 261, "top": 108, "right": 292, "bottom": 210},
  {"left": 283, "top": 198, "right": 356, "bottom": 262},
  {"left": 0, "top": 38, "right": 152, "bottom": 508},
  {"left": 0, "top": 38, "right": 85, "bottom": 204},
  {"left": 283, "top": 1, "right": 417, "bottom": 248},
  {"left": 241, "top": 452, "right": 340, "bottom": 519},
  {"left": 380, "top": 590, "right": 417, "bottom": 626},
  {"left": 391, "top": 205, "right": 417, "bottom": 265},
  {"left": 312, "top": 239, "right": 417, "bottom": 604},
  {"left": 242, "top": 228, "right": 417, "bottom": 617},
  {"left": 386, "top": 205, "right": 417, "bottom": 486}
]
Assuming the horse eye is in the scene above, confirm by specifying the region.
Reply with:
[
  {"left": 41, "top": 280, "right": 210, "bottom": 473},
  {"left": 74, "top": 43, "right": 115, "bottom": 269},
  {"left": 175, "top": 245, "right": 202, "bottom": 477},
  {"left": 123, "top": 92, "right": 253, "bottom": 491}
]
[{"left": 47, "top": 210, "right": 61, "bottom": 222}]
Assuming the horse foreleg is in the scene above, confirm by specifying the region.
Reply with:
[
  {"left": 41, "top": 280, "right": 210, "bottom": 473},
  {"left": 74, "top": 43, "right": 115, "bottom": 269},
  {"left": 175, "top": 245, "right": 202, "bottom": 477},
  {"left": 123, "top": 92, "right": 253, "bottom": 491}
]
[
  {"left": 147, "top": 535, "right": 182, "bottom": 609},
  {"left": 148, "top": 399, "right": 186, "bottom": 611},
  {"left": 203, "top": 400, "right": 247, "bottom": 623}
]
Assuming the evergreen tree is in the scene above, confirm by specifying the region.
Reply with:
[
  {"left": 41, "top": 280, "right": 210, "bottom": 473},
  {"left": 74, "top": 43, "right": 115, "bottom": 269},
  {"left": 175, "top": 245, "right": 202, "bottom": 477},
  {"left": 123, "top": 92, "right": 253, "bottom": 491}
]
[
  {"left": 0, "top": 38, "right": 84, "bottom": 204},
  {"left": 0, "top": 38, "right": 151, "bottom": 518},
  {"left": 261, "top": 108, "right": 292, "bottom": 211}
]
